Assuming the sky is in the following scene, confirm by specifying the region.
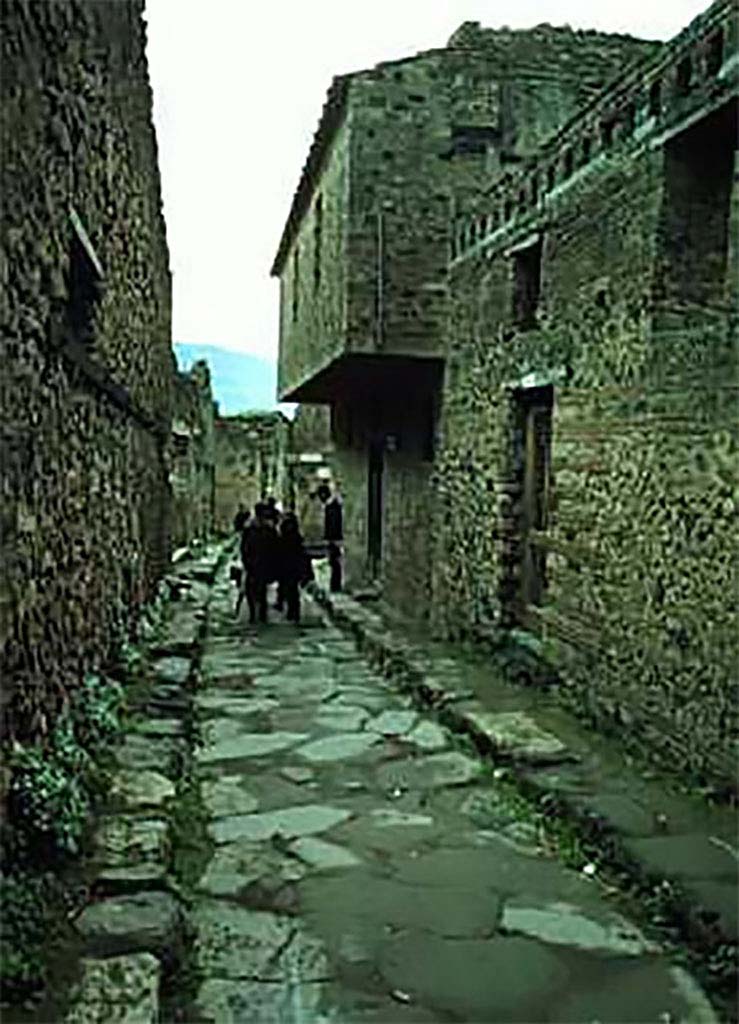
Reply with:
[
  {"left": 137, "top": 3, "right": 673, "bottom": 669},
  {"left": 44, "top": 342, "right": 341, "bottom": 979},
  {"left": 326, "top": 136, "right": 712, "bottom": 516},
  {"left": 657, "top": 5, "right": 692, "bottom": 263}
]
[{"left": 144, "top": 0, "right": 709, "bottom": 361}]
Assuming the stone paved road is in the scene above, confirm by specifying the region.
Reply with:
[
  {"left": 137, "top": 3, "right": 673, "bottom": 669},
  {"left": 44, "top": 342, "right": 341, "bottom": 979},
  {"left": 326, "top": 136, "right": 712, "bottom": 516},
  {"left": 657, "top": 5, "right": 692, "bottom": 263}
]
[{"left": 187, "top": 569, "right": 718, "bottom": 1023}]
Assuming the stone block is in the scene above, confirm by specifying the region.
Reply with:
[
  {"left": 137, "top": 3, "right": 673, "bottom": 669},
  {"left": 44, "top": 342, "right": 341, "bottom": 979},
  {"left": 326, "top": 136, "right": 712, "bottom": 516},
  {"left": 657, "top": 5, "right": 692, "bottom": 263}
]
[{"left": 64, "top": 952, "right": 160, "bottom": 1024}]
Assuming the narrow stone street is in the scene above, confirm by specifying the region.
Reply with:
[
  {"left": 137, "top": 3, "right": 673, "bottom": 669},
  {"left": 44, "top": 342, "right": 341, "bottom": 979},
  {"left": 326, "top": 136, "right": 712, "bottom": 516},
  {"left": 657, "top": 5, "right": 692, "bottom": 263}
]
[{"left": 181, "top": 562, "right": 717, "bottom": 1023}]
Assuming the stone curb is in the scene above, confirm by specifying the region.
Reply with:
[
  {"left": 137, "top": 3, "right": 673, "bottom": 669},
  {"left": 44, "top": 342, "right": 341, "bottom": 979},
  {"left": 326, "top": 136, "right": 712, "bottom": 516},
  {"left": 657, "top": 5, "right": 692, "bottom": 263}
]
[
  {"left": 310, "top": 582, "right": 738, "bottom": 961},
  {"left": 66, "top": 544, "right": 228, "bottom": 1024}
]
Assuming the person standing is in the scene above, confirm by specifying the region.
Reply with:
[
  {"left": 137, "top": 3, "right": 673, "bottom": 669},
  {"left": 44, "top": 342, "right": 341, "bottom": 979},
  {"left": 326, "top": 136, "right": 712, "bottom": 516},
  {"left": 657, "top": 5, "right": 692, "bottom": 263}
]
[
  {"left": 324, "top": 483, "right": 344, "bottom": 593},
  {"left": 233, "top": 502, "right": 248, "bottom": 534},
  {"left": 277, "top": 513, "right": 313, "bottom": 623},
  {"left": 240, "top": 503, "right": 278, "bottom": 624}
]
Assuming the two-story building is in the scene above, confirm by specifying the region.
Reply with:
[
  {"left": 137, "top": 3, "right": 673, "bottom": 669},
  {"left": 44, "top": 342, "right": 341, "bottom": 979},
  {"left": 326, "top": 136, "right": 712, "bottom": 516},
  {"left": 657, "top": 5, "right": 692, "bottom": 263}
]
[
  {"left": 273, "top": 22, "right": 658, "bottom": 612},
  {"left": 443, "top": 0, "right": 737, "bottom": 786}
]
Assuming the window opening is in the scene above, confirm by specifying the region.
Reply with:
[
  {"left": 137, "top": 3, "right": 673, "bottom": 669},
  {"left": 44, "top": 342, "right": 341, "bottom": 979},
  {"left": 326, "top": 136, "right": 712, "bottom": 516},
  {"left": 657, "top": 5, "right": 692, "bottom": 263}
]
[
  {"left": 676, "top": 56, "right": 692, "bottom": 94},
  {"left": 648, "top": 80, "right": 662, "bottom": 117},
  {"left": 66, "top": 209, "right": 103, "bottom": 349},
  {"left": 512, "top": 238, "right": 543, "bottom": 329},
  {"left": 706, "top": 30, "right": 724, "bottom": 76},
  {"left": 292, "top": 246, "right": 299, "bottom": 322},
  {"left": 313, "top": 194, "right": 323, "bottom": 292}
]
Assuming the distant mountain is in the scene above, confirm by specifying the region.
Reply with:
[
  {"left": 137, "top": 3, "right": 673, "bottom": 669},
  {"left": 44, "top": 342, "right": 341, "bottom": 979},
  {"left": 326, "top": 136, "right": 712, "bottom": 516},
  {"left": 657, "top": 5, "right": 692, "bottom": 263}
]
[{"left": 174, "top": 343, "right": 278, "bottom": 416}]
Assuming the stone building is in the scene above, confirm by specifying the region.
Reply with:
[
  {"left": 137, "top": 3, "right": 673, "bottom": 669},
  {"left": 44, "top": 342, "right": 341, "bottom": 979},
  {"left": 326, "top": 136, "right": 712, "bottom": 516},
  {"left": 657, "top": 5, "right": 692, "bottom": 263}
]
[
  {"left": 213, "top": 413, "right": 290, "bottom": 532},
  {"left": 275, "top": 1, "right": 738, "bottom": 787},
  {"left": 1, "top": 1, "right": 173, "bottom": 738},
  {"left": 444, "top": 0, "right": 738, "bottom": 787},
  {"left": 171, "top": 360, "right": 216, "bottom": 549},
  {"left": 272, "top": 20, "right": 659, "bottom": 608}
]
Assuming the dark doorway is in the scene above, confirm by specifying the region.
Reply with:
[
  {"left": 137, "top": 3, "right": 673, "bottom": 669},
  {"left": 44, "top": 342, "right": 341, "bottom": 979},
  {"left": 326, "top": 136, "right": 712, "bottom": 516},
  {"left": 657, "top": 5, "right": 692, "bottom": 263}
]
[
  {"left": 657, "top": 99, "right": 736, "bottom": 307},
  {"left": 367, "top": 438, "right": 384, "bottom": 577},
  {"left": 517, "top": 386, "right": 553, "bottom": 622}
]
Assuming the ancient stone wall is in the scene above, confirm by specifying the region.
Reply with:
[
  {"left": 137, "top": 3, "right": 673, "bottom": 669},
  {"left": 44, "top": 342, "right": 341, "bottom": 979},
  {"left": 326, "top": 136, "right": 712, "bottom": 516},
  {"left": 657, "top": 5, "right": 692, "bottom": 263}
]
[
  {"left": 276, "top": 114, "right": 351, "bottom": 399},
  {"left": 171, "top": 361, "right": 216, "bottom": 549},
  {"left": 1, "top": 0, "right": 173, "bottom": 738},
  {"left": 439, "top": 0, "right": 738, "bottom": 786},
  {"left": 213, "top": 413, "right": 290, "bottom": 532}
]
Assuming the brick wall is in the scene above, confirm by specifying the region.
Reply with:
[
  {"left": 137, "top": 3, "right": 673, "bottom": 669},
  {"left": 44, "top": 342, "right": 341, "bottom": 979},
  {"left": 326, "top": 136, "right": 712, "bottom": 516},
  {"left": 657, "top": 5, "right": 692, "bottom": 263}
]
[{"left": 1, "top": 0, "right": 173, "bottom": 739}]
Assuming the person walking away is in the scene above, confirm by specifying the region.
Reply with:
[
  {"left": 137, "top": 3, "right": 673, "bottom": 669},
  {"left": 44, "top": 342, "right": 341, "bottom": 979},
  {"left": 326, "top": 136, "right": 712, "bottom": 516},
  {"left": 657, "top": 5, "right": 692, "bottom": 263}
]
[
  {"left": 278, "top": 513, "right": 314, "bottom": 623},
  {"left": 324, "top": 484, "right": 344, "bottom": 593},
  {"left": 264, "top": 496, "right": 281, "bottom": 527},
  {"left": 264, "top": 496, "right": 286, "bottom": 610},
  {"left": 240, "top": 503, "right": 278, "bottom": 624}
]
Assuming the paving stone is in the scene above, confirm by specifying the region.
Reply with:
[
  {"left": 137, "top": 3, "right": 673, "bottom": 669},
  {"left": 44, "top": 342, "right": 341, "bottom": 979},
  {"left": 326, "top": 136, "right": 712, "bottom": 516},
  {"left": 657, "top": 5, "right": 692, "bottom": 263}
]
[
  {"left": 624, "top": 834, "right": 738, "bottom": 883},
  {"left": 74, "top": 892, "right": 181, "bottom": 957},
  {"left": 200, "top": 652, "right": 254, "bottom": 681},
  {"left": 315, "top": 704, "right": 369, "bottom": 732},
  {"left": 682, "top": 879, "right": 739, "bottom": 939},
  {"left": 668, "top": 966, "right": 722, "bottom": 1023},
  {"left": 151, "top": 656, "right": 191, "bottom": 686},
  {"left": 109, "top": 771, "right": 175, "bottom": 812},
  {"left": 407, "top": 719, "right": 448, "bottom": 752},
  {"left": 145, "top": 686, "right": 189, "bottom": 717},
  {"left": 500, "top": 899, "right": 660, "bottom": 955},
  {"left": 288, "top": 836, "right": 362, "bottom": 870},
  {"left": 116, "top": 735, "right": 180, "bottom": 774},
  {"left": 367, "top": 710, "right": 418, "bottom": 736},
  {"left": 93, "top": 817, "right": 168, "bottom": 869},
  {"left": 135, "top": 718, "right": 184, "bottom": 738},
  {"left": 193, "top": 902, "right": 329, "bottom": 981},
  {"left": 573, "top": 791, "right": 658, "bottom": 837},
  {"left": 377, "top": 751, "right": 482, "bottom": 791},
  {"left": 329, "top": 687, "right": 389, "bottom": 711},
  {"left": 196, "top": 841, "right": 305, "bottom": 898},
  {"left": 379, "top": 933, "right": 568, "bottom": 1022},
  {"left": 369, "top": 809, "right": 435, "bottom": 828},
  {"left": 151, "top": 613, "right": 201, "bottom": 656},
  {"left": 96, "top": 864, "right": 169, "bottom": 890},
  {"left": 296, "top": 733, "right": 380, "bottom": 763},
  {"left": 193, "top": 978, "right": 328, "bottom": 1024},
  {"left": 461, "top": 710, "right": 571, "bottom": 765},
  {"left": 210, "top": 804, "right": 352, "bottom": 845},
  {"left": 197, "top": 731, "right": 308, "bottom": 764},
  {"left": 551, "top": 959, "right": 720, "bottom": 1023},
  {"left": 281, "top": 765, "right": 316, "bottom": 784},
  {"left": 202, "top": 776, "right": 259, "bottom": 818},
  {"left": 195, "top": 694, "right": 278, "bottom": 716},
  {"left": 64, "top": 952, "right": 160, "bottom": 1024}
]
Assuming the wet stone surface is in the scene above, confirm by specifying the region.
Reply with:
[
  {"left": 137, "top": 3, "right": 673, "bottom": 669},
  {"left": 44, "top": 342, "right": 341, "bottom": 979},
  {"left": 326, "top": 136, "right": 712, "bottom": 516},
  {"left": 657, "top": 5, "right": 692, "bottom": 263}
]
[{"left": 179, "top": 571, "right": 720, "bottom": 1023}]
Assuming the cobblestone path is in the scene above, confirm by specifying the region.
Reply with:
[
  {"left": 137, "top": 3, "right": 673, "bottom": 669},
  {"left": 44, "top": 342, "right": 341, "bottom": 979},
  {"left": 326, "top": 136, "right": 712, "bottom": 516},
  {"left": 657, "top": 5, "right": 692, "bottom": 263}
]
[{"left": 187, "top": 568, "right": 717, "bottom": 1023}]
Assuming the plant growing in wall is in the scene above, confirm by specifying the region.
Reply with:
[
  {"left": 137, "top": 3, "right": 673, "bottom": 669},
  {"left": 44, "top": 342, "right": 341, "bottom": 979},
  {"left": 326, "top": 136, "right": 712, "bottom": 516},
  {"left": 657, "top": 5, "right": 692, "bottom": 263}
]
[{"left": 1, "top": 673, "right": 126, "bottom": 1001}]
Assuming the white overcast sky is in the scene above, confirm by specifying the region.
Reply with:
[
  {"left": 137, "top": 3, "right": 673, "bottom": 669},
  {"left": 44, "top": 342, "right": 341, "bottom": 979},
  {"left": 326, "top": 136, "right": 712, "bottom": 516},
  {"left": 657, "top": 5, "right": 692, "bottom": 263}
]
[{"left": 144, "top": 0, "right": 708, "bottom": 361}]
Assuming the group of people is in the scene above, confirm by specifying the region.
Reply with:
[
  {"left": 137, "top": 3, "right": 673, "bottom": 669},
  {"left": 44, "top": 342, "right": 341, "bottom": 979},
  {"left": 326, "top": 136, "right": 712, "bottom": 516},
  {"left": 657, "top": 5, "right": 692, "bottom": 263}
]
[{"left": 232, "top": 498, "right": 313, "bottom": 625}]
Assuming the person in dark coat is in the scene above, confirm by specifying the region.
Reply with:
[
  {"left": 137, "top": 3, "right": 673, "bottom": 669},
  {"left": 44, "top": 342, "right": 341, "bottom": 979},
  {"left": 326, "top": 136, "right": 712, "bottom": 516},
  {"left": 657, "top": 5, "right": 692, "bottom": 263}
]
[
  {"left": 240, "top": 503, "right": 278, "bottom": 624},
  {"left": 323, "top": 484, "right": 344, "bottom": 593},
  {"left": 233, "top": 503, "right": 248, "bottom": 534},
  {"left": 277, "top": 513, "right": 313, "bottom": 624}
]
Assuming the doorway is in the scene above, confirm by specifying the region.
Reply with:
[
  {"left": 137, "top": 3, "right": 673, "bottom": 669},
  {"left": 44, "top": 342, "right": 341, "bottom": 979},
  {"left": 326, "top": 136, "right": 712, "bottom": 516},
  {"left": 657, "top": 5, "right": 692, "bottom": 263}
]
[
  {"left": 517, "top": 386, "right": 553, "bottom": 621},
  {"left": 367, "top": 438, "right": 384, "bottom": 577}
]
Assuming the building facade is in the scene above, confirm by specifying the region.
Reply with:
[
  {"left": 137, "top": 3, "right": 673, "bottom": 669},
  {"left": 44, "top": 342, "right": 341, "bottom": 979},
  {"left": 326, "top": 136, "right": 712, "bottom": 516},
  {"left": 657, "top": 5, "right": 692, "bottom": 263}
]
[
  {"left": 272, "top": 21, "right": 659, "bottom": 611},
  {"left": 275, "top": 1, "right": 738, "bottom": 787},
  {"left": 443, "top": 1, "right": 737, "bottom": 786},
  {"left": 1, "top": 0, "right": 173, "bottom": 739},
  {"left": 171, "top": 361, "right": 216, "bottom": 549}
]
